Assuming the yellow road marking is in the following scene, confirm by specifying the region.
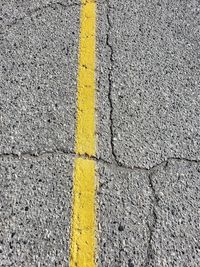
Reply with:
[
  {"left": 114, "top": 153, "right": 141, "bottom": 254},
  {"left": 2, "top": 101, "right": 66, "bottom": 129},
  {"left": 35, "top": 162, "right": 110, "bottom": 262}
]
[
  {"left": 70, "top": 159, "right": 96, "bottom": 266},
  {"left": 75, "top": 0, "right": 96, "bottom": 157},
  {"left": 70, "top": 0, "right": 97, "bottom": 267}
]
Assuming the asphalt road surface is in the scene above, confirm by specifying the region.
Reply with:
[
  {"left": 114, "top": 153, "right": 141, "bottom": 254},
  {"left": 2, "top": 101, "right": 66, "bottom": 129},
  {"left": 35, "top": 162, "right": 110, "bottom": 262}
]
[{"left": 1, "top": 0, "right": 200, "bottom": 266}]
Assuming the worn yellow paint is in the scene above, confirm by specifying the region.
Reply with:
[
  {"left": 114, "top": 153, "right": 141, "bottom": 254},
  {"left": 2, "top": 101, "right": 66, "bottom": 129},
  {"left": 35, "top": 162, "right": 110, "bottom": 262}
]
[
  {"left": 69, "top": 0, "right": 97, "bottom": 267},
  {"left": 75, "top": 0, "right": 96, "bottom": 156},
  {"left": 70, "top": 158, "right": 96, "bottom": 267}
]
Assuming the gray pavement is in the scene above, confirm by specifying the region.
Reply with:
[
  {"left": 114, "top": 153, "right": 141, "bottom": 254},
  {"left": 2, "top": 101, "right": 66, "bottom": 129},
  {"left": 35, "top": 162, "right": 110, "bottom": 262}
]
[
  {"left": 1, "top": 1, "right": 79, "bottom": 155},
  {"left": 0, "top": 154, "right": 73, "bottom": 266},
  {"left": 150, "top": 160, "right": 200, "bottom": 266},
  {"left": 1, "top": 0, "right": 200, "bottom": 266},
  {"left": 98, "top": 163, "right": 152, "bottom": 266}
]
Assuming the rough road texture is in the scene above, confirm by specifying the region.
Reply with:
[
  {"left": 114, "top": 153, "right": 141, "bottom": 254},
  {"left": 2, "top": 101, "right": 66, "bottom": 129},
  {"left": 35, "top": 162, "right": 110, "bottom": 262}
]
[
  {"left": 0, "top": 154, "right": 73, "bottom": 266},
  {"left": 1, "top": 1, "right": 79, "bottom": 155},
  {"left": 1, "top": 0, "right": 200, "bottom": 266}
]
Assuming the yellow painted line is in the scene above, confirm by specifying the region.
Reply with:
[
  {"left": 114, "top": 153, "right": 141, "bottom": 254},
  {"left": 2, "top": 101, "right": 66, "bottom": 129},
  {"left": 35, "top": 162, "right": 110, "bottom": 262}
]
[
  {"left": 69, "top": 0, "right": 97, "bottom": 267},
  {"left": 70, "top": 158, "right": 96, "bottom": 266},
  {"left": 75, "top": 0, "right": 96, "bottom": 157}
]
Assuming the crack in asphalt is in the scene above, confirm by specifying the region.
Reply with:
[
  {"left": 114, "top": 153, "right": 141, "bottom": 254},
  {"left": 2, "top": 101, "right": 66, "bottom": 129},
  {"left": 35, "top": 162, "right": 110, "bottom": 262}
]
[
  {"left": 105, "top": 1, "right": 149, "bottom": 171},
  {"left": 105, "top": 0, "right": 120, "bottom": 166},
  {"left": 0, "top": 149, "right": 74, "bottom": 159},
  {"left": 144, "top": 171, "right": 160, "bottom": 267},
  {"left": 0, "top": 150, "right": 199, "bottom": 170}
]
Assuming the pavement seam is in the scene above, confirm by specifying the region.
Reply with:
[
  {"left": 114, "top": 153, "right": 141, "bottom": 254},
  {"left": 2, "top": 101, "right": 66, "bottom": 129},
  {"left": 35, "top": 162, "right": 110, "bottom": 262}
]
[{"left": 0, "top": 151, "right": 199, "bottom": 171}]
